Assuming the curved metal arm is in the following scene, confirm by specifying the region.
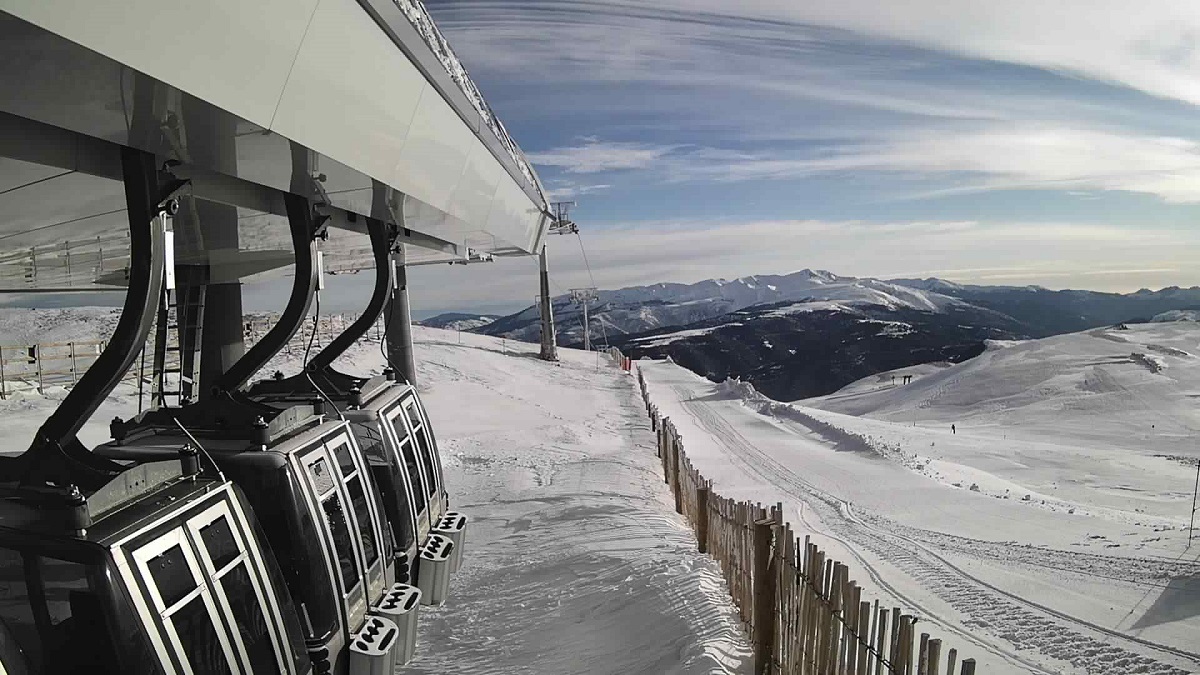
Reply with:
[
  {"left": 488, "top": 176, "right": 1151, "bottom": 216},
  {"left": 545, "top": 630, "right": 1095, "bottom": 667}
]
[
  {"left": 4, "top": 147, "right": 170, "bottom": 489},
  {"left": 42, "top": 148, "right": 167, "bottom": 445},
  {"left": 309, "top": 217, "right": 392, "bottom": 371},
  {"left": 215, "top": 192, "right": 317, "bottom": 393}
]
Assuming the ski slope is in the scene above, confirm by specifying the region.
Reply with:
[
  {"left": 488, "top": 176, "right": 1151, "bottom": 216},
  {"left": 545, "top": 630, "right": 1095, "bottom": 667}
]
[
  {"left": 640, "top": 325, "right": 1200, "bottom": 675},
  {"left": 0, "top": 318, "right": 750, "bottom": 675},
  {"left": 393, "top": 328, "right": 749, "bottom": 674}
]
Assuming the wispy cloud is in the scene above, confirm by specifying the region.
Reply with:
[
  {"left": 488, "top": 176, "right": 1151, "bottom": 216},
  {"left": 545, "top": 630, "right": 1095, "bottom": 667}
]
[
  {"left": 529, "top": 126, "right": 1200, "bottom": 203},
  {"left": 544, "top": 180, "right": 613, "bottom": 200},
  {"left": 528, "top": 142, "right": 675, "bottom": 173},
  {"left": 483, "top": 1, "right": 1200, "bottom": 108},
  {"left": 413, "top": 2, "right": 1200, "bottom": 310}
]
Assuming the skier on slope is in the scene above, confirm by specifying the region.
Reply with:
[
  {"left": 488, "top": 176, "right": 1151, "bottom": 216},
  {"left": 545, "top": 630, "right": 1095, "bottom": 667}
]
[{"left": 951, "top": 424, "right": 956, "bottom": 434}]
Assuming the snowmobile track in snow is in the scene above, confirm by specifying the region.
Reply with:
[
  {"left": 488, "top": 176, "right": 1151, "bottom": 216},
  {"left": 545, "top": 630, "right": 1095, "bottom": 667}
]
[{"left": 674, "top": 385, "right": 1200, "bottom": 675}]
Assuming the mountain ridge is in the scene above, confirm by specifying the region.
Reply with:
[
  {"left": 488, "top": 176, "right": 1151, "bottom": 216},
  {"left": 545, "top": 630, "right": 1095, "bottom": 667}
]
[{"left": 467, "top": 270, "right": 1200, "bottom": 401}]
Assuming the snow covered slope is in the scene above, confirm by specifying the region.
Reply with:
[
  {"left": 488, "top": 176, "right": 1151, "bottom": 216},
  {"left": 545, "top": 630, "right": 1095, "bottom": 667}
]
[
  {"left": 642, "top": 338, "right": 1200, "bottom": 675},
  {"left": 0, "top": 316, "right": 750, "bottom": 675},
  {"left": 809, "top": 323, "right": 1200, "bottom": 463},
  {"left": 398, "top": 329, "right": 749, "bottom": 674},
  {"left": 1153, "top": 310, "right": 1200, "bottom": 323},
  {"left": 0, "top": 307, "right": 120, "bottom": 345}
]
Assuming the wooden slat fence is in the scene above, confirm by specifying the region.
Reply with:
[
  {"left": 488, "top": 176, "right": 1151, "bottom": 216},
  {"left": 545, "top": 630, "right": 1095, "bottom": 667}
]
[
  {"left": 627, "top": 354, "right": 979, "bottom": 675},
  {"left": 244, "top": 313, "right": 384, "bottom": 355},
  {"left": 0, "top": 340, "right": 108, "bottom": 397},
  {"left": 0, "top": 337, "right": 185, "bottom": 399},
  {"left": 0, "top": 313, "right": 383, "bottom": 399}
]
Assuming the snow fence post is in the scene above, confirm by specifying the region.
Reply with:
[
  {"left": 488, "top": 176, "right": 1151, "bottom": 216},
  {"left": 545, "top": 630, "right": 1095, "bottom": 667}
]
[
  {"left": 945, "top": 648, "right": 957, "bottom": 675},
  {"left": 874, "top": 605, "right": 888, "bottom": 675},
  {"left": 927, "top": 639, "right": 942, "bottom": 675},
  {"left": 672, "top": 436, "right": 683, "bottom": 514},
  {"left": 899, "top": 616, "right": 915, "bottom": 675},
  {"left": 959, "top": 658, "right": 976, "bottom": 675},
  {"left": 696, "top": 485, "right": 710, "bottom": 553},
  {"left": 752, "top": 514, "right": 778, "bottom": 675},
  {"left": 857, "top": 600, "right": 871, "bottom": 674},
  {"left": 917, "top": 633, "right": 930, "bottom": 675}
]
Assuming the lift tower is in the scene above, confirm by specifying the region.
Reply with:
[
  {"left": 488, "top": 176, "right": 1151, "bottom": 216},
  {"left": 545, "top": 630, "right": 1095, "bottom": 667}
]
[
  {"left": 539, "top": 202, "right": 579, "bottom": 361},
  {"left": 569, "top": 287, "right": 599, "bottom": 352}
]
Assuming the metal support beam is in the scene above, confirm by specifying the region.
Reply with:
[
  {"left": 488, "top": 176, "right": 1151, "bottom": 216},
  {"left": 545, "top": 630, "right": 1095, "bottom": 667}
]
[
  {"left": 538, "top": 244, "right": 557, "bottom": 361},
  {"left": 310, "top": 217, "right": 392, "bottom": 371},
  {"left": 215, "top": 192, "right": 319, "bottom": 394},
  {"left": 5, "top": 147, "right": 169, "bottom": 489},
  {"left": 539, "top": 202, "right": 577, "bottom": 360},
  {"left": 183, "top": 103, "right": 246, "bottom": 397},
  {"left": 0, "top": 111, "right": 463, "bottom": 250},
  {"left": 385, "top": 246, "right": 417, "bottom": 385}
]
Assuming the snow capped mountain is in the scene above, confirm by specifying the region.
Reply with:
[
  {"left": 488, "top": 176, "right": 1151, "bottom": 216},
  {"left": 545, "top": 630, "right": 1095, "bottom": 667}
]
[
  {"left": 478, "top": 270, "right": 976, "bottom": 346},
  {"left": 418, "top": 312, "right": 500, "bottom": 331},
  {"left": 889, "top": 279, "right": 1200, "bottom": 336},
  {"left": 471, "top": 270, "right": 1200, "bottom": 402},
  {"left": 1151, "top": 309, "right": 1200, "bottom": 322},
  {"left": 616, "top": 298, "right": 1025, "bottom": 401}
]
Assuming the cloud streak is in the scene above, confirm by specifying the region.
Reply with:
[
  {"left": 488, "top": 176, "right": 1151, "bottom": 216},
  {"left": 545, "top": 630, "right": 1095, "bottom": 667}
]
[
  {"left": 441, "top": 1, "right": 1200, "bottom": 108},
  {"left": 528, "top": 142, "right": 675, "bottom": 173},
  {"left": 410, "top": 2, "right": 1200, "bottom": 311},
  {"left": 531, "top": 126, "right": 1200, "bottom": 203}
]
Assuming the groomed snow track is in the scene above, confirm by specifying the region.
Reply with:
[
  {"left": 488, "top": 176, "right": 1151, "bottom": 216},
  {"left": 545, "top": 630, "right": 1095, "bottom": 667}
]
[{"left": 662, "top": 377, "right": 1200, "bottom": 675}]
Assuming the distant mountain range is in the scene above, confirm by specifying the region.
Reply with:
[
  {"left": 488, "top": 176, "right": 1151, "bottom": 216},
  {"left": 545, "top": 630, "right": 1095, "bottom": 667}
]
[
  {"left": 888, "top": 279, "right": 1200, "bottom": 336},
  {"left": 417, "top": 312, "right": 499, "bottom": 331},
  {"left": 465, "top": 270, "right": 1200, "bottom": 401}
]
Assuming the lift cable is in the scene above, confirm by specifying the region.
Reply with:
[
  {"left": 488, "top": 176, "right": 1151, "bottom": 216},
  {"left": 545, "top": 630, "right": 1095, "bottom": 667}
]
[
  {"left": 575, "top": 231, "right": 597, "bottom": 289},
  {"left": 0, "top": 207, "right": 126, "bottom": 243},
  {"left": 303, "top": 289, "right": 346, "bottom": 422},
  {"left": 574, "top": 231, "right": 609, "bottom": 349},
  {"left": 378, "top": 281, "right": 411, "bottom": 384},
  {"left": 0, "top": 170, "right": 75, "bottom": 198}
]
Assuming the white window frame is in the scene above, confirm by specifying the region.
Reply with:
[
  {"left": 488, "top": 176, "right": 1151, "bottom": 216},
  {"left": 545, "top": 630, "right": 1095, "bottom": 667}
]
[
  {"left": 130, "top": 528, "right": 241, "bottom": 675},
  {"left": 298, "top": 444, "right": 368, "bottom": 627},
  {"left": 385, "top": 403, "right": 434, "bottom": 498},
  {"left": 408, "top": 395, "right": 446, "bottom": 488},
  {"left": 401, "top": 395, "right": 445, "bottom": 521},
  {"left": 383, "top": 404, "right": 432, "bottom": 539},
  {"left": 324, "top": 430, "right": 387, "bottom": 598},
  {"left": 325, "top": 433, "right": 385, "bottom": 570},
  {"left": 370, "top": 416, "right": 422, "bottom": 545},
  {"left": 185, "top": 501, "right": 295, "bottom": 675}
]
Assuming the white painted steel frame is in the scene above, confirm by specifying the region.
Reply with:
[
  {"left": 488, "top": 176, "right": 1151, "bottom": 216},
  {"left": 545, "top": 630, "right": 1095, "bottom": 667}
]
[
  {"left": 324, "top": 433, "right": 389, "bottom": 603},
  {"left": 294, "top": 442, "right": 370, "bottom": 637},
  {"left": 399, "top": 391, "right": 447, "bottom": 521},
  {"left": 347, "top": 408, "right": 423, "bottom": 555},
  {"left": 116, "top": 486, "right": 303, "bottom": 675}
]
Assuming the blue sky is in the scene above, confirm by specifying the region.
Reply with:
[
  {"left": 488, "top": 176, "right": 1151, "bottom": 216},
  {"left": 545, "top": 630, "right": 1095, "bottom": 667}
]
[{"left": 401, "top": 0, "right": 1200, "bottom": 314}]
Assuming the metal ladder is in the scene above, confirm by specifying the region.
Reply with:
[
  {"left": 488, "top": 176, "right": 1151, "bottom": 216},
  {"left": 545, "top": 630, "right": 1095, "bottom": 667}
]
[{"left": 148, "top": 285, "right": 204, "bottom": 408}]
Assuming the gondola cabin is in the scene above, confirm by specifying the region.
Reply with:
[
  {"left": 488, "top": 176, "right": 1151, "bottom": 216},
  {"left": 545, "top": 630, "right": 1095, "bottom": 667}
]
[
  {"left": 97, "top": 401, "right": 419, "bottom": 674},
  {"left": 250, "top": 374, "right": 457, "bottom": 587},
  {"left": 0, "top": 460, "right": 311, "bottom": 675}
]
